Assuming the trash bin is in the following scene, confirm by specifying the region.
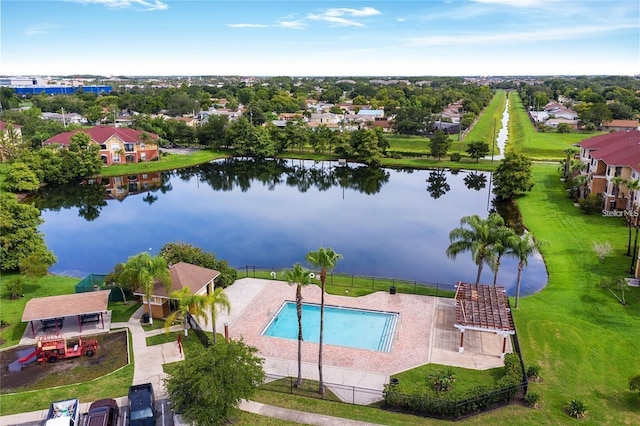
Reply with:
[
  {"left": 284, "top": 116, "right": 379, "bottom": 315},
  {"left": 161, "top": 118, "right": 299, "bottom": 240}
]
[
  {"left": 390, "top": 285, "right": 397, "bottom": 295},
  {"left": 141, "top": 313, "right": 150, "bottom": 324},
  {"left": 390, "top": 377, "right": 399, "bottom": 386}
]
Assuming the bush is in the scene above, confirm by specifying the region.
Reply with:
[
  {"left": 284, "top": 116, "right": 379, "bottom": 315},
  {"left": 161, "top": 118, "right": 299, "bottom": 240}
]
[
  {"left": 629, "top": 375, "right": 640, "bottom": 393},
  {"left": 526, "top": 364, "right": 542, "bottom": 381},
  {"left": 524, "top": 391, "right": 540, "bottom": 408},
  {"left": 578, "top": 193, "right": 601, "bottom": 214},
  {"left": 5, "top": 276, "right": 26, "bottom": 299},
  {"left": 429, "top": 368, "right": 455, "bottom": 392},
  {"left": 450, "top": 152, "right": 461, "bottom": 162},
  {"left": 568, "top": 399, "right": 587, "bottom": 418}
]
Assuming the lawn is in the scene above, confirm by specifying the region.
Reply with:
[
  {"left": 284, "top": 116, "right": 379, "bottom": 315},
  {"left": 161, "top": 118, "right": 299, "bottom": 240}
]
[
  {"left": 507, "top": 92, "right": 603, "bottom": 160},
  {"left": 463, "top": 89, "right": 507, "bottom": 152},
  {"left": 100, "top": 149, "right": 230, "bottom": 176}
]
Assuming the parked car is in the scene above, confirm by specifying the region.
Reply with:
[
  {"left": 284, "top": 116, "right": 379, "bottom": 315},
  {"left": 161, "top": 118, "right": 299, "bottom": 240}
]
[
  {"left": 45, "top": 399, "right": 80, "bottom": 426},
  {"left": 128, "top": 383, "right": 156, "bottom": 426},
  {"left": 84, "top": 398, "right": 119, "bottom": 426}
]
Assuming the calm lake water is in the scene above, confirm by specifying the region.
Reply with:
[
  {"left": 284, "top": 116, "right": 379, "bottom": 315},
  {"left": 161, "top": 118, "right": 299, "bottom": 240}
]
[{"left": 35, "top": 158, "right": 547, "bottom": 296}]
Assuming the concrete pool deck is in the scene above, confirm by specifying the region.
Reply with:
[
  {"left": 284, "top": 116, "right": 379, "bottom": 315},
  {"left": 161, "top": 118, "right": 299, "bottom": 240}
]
[{"left": 213, "top": 278, "right": 512, "bottom": 401}]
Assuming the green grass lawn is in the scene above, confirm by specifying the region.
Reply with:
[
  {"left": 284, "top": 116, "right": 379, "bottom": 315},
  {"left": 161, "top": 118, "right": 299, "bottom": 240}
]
[
  {"left": 100, "top": 149, "right": 230, "bottom": 176},
  {"left": 507, "top": 92, "right": 603, "bottom": 160},
  {"left": 464, "top": 90, "right": 507, "bottom": 152}
]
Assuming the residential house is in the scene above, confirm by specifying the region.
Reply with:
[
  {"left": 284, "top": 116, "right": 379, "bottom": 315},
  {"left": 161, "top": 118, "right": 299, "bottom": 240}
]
[
  {"left": 543, "top": 101, "right": 578, "bottom": 121},
  {"left": 42, "top": 112, "right": 87, "bottom": 126},
  {"left": 134, "top": 262, "right": 220, "bottom": 319},
  {"left": 439, "top": 101, "right": 464, "bottom": 123},
  {"left": 356, "top": 109, "right": 385, "bottom": 120},
  {"left": 309, "top": 113, "right": 341, "bottom": 125},
  {"left": 601, "top": 119, "right": 640, "bottom": 132},
  {"left": 44, "top": 126, "right": 160, "bottom": 165},
  {"left": 545, "top": 118, "right": 579, "bottom": 130},
  {"left": 579, "top": 130, "right": 640, "bottom": 210}
]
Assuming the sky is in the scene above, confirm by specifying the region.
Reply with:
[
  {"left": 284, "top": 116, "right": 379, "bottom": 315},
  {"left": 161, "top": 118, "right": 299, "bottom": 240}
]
[{"left": 1, "top": 0, "right": 639, "bottom": 77}]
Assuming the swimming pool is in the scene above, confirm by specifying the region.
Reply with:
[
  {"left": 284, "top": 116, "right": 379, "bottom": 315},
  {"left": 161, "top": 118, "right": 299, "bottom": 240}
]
[{"left": 262, "top": 301, "right": 399, "bottom": 352}]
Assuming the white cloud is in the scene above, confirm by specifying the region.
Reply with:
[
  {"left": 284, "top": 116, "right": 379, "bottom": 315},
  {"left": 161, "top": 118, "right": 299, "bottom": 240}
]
[
  {"left": 70, "top": 0, "right": 168, "bottom": 12},
  {"left": 406, "top": 23, "right": 638, "bottom": 46},
  {"left": 228, "top": 23, "right": 269, "bottom": 28},
  {"left": 24, "top": 23, "right": 60, "bottom": 36},
  {"left": 307, "top": 7, "right": 382, "bottom": 27},
  {"left": 470, "top": 0, "right": 551, "bottom": 7},
  {"left": 277, "top": 20, "right": 306, "bottom": 30}
]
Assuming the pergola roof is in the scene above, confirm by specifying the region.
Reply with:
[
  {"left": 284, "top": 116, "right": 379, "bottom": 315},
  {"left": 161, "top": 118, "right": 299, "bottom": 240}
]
[
  {"left": 22, "top": 290, "right": 111, "bottom": 322},
  {"left": 454, "top": 282, "right": 515, "bottom": 334}
]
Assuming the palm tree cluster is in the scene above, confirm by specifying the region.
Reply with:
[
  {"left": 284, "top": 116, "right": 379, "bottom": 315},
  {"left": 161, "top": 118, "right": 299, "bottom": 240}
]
[
  {"left": 282, "top": 247, "right": 343, "bottom": 393},
  {"left": 446, "top": 213, "right": 538, "bottom": 308}
]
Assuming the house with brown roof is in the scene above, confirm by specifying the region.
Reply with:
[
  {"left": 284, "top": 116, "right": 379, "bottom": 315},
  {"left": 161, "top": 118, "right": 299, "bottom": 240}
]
[
  {"left": 579, "top": 130, "right": 640, "bottom": 210},
  {"left": 601, "top": 119, "right": 640, "bottom": 132},
  {"left": 44, "top": 126, "right": 159, "bottom": 165},
  {"left": 134, "top": 262, "right": 220, "bottom": 319}
]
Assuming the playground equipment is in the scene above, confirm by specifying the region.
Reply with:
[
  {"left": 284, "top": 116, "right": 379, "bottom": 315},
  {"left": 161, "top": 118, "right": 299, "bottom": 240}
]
[{"left": 18, "top": 334, "right": 98, "bottom": 365}]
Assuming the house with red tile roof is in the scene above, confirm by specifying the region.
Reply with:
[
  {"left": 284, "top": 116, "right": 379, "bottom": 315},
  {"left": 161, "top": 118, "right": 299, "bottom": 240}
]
[
  {"left": 579, "top": 130, "right": 640, "bottom": 210},
  {"left": 44, "top": 126, "right": 159, "bottom": 165}
]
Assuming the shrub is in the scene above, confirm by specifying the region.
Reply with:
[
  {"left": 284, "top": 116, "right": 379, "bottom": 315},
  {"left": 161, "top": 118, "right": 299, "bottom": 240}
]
[
  {"left": 526, "top": 364, "right": 542, "bottom": 381},
  {"left": 629, "top": 375, "right": 640, "bottom": 393},
  {"left": 429, "top": 368, "right": 455, "bottom": 391},
  {"left": 524, "top": 391, "right": 540, "bottom": 408},
  {"left": 450, "top": 152, "right": 461, "bottom": 162},
  {"left": 5, "top": 276, "right": 26, "bottom": 299},
  {"left": 568, "top": 399, "right": 587, "bottom": 418},
  {"left": 578, "top": 193, "right": 601, "bottom": 214},
  {"left": 593, "top": 241, "right": 612, "bottom": 262}
]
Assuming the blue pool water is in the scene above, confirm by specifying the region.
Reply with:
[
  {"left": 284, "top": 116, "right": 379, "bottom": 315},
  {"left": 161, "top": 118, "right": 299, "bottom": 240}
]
[{"left": 262, "top": 301, "right": 398, "bottom": 352}]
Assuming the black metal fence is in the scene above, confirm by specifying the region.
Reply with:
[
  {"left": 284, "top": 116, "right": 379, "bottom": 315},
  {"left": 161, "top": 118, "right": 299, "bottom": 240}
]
[
  {"left": 261, "top": 373, "right": 384, "bottom": 405},
  {"left": 185, "top": 312, "right": 209, "bottom": 348},
  {"left": 240, "top": 265, "right": 458, "bottom": 298}
]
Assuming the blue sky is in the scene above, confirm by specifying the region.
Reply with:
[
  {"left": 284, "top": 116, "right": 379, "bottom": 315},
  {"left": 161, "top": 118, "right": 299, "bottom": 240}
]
[{"left": 1, "top": 0, "right": 638, "bottom": 76}]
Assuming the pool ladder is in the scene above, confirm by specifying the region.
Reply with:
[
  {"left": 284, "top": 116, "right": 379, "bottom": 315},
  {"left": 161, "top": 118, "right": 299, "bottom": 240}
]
[{"left": 377, "top": 314, "right": 398, "bottom": 352}]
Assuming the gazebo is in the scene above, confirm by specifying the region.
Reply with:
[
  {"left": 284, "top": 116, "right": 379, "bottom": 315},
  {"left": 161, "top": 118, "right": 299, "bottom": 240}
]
[
  {"left": 22, "top": 290, "right": 111, "bottom": 338},
  {"left": 454, "top": 282, "right": 515, "bottom": 359}
]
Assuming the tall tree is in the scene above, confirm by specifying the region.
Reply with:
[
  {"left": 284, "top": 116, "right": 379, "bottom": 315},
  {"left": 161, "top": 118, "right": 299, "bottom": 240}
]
[
  {"left": 164, "top": 339, "right": 265, "bottom": 426},
  {"left": 493, "top": 152, "right": 534, "bottom": 200},
  {"left": 283, "top": 263, "right": 313, "bottom": 386},
  {"left": 446, "top": 213, "right": 505, "bottom": 285},
  {"left": 164, "top": 287, "right": 209, "bottom": 337},
  {"left": 491, "top": 227, "right": 518, "bottom": 286},
  {"left": 466, "top": 141, "right": 490, "bottom": 163},
  {"left": 121, "top": 252, "right": 171, "bottom": 326},
  {"left": 0, "top": 193, "right": 57, "bottom": 270},
  {"left": 207, "top": 286, "right": 231, "bottom": 345},
  {"left": 429, "top": 130, "right": 450, "bottom": 160},
  {"left": 305, "top": 247, "right": 343, "bottom": 395},
  {"left": 508, "top": 233, "right": 538, "bottom": 308},
  {"left": 625, "top": 179, "right": 640, "bottom": 256}
]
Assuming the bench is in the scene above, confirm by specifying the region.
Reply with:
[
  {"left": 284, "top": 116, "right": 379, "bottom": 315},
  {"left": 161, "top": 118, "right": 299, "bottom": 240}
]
[
  {"left": 80, "top": 313, "right": 101, "bottom": 325},
  {"left": 41, "top": 318, "right": 64, "bottom": 330}
]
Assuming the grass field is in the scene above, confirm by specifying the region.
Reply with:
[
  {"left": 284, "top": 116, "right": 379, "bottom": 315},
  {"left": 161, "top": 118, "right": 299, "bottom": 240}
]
[
  {"left": 507, "top": 92, "right": 603, "bottom": 160},
  {"left": 463, "top": 89, "right": 507, "bottom": 153},
  {"left": 101, "top": 149, "right": 229, "bottom": 176}
]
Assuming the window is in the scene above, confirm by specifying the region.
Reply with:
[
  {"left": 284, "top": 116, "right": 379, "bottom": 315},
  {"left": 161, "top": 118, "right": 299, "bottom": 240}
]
[
  {"left": 111, "top": 143, "right": 119, "bottom": 151},
  {"left": 113, "top": 154, "right": 121, "bottom": 163}
]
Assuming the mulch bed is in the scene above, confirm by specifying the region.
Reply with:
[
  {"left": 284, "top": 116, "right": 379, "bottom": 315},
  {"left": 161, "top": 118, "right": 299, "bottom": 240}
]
[{"left": 0, "top": 330, "right": 128, "bottom": 393}]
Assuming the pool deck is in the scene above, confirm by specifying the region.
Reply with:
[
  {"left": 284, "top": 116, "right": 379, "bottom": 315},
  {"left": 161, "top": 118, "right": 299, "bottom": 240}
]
[{"left": 214, "top": 278, "right": 512, "bottom": 401}]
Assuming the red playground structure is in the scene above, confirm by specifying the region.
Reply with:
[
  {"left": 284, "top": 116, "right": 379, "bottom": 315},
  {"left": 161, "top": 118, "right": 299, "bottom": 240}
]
[{"left": 19, "top": 334, "right": 98, "bottom": 365}]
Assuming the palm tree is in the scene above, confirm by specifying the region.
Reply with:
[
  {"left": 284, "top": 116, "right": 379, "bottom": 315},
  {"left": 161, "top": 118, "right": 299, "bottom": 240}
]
[
  {"left": 121, "top": 252, "right": 171, "bottom": 326},
  {"left": 626, "top": 179, "right": 639, "bottom": 211},
  {"left": 574, "top": 174, "right": 589, "bottom": 200},
  {"left": 207, "top": 286, "right": 231, "bottom": 345},
  {"left": 283, "top": 263, "right": 313, "bottom": 386},
  {"left": 491, "top": 226, "right": 517, "bottom": 286},
  {"left": 562, "top": 148, "right": 576, "bottom": 180},
  {"left": 508, "top": 233, "right": 538, "bottom": 308},
  {"left": 446, "top": 213, "right": 505, "bottom": 285},
  {"left": 305, "top": 247, "right": 343, "bottom": 395},
  {"left": 164, "top": 287, "right": 209, "bottom": 337}
]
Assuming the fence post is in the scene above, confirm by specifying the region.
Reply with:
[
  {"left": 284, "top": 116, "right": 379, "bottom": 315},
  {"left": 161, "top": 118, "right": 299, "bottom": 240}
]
[
  {"left": 372, "top": 276, "right": 375, "bottom": 290},
  {"left": 252, "top": 265, "right": 255, "bottom": 278},
  {"left": 245, "top": 265, "right": 248, "bottom": 277}
]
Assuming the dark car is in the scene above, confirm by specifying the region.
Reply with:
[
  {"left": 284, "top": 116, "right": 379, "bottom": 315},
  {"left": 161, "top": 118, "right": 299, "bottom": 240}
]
[
  {"left": 128, "top": 383, "right": 156, "bottom": 426},
  {"left": 84, "top": 398, "right": 119, "bottom": 426}
]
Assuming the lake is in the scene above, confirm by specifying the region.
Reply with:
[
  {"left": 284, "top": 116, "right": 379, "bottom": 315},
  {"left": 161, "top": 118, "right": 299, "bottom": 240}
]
[{"left": 35, "top": 158, "right": 547, "bottom": 296}]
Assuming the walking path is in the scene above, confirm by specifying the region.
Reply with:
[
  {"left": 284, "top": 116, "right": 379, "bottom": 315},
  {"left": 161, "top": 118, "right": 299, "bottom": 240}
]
[{"left": 1, "top": 301, "right": 384, "bottom": 426}]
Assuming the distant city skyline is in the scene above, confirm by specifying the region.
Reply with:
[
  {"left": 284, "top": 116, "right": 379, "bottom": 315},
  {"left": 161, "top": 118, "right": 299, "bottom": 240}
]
[{"left": 2, "top": 0, "right": 638, "bottom": 77}]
